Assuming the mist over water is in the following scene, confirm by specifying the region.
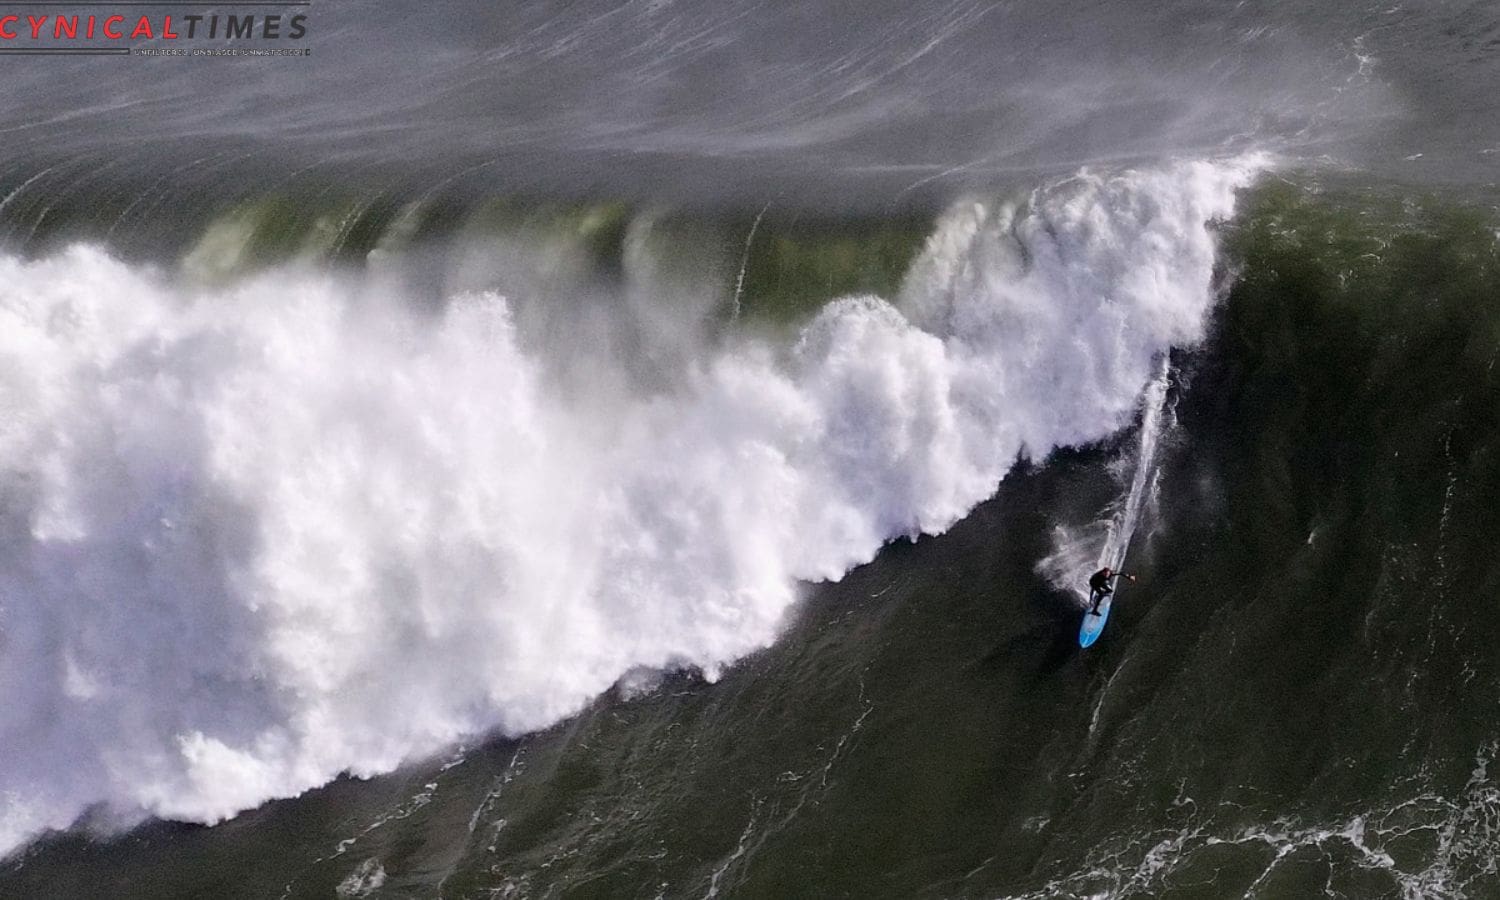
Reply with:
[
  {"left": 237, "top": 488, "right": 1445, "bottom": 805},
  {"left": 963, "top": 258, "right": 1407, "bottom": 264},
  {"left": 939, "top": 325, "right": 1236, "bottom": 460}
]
[{"left": 2, "top": 0, "right": 1490, "bottom": 214}]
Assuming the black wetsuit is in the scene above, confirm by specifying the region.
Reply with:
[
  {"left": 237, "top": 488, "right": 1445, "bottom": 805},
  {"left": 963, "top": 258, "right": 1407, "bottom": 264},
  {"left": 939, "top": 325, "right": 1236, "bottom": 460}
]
[{"left": 1088, "top": 569, "right": 1128, "bottom": 611}]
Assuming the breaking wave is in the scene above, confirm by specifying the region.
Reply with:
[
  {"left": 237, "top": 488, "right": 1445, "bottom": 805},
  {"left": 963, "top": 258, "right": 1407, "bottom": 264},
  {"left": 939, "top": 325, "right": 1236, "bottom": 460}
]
[{"left": 0, "top": 157, "right": 1261, "bottom": 854}]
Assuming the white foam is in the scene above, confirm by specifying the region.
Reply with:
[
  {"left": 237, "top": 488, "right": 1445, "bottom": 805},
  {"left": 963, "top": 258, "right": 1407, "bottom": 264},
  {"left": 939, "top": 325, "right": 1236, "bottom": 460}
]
[
  {"left": 0, "top": 157, "right": 1261, "bottom": 854},
  {"left": 335, "top": 858, "right": 387, "bottom": 898}
]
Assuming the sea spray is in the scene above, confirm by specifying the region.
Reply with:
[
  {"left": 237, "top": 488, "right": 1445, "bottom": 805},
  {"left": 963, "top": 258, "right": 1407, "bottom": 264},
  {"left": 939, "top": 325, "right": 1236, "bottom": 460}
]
[{"left": 0, "top": 157, "right": 1260, "bottom": 855}]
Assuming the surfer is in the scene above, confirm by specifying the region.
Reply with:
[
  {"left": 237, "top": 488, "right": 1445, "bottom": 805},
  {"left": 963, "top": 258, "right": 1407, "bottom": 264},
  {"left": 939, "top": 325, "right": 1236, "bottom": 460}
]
[{"left": 1087, "top": 566, "right": 1136, "bottom": 615}]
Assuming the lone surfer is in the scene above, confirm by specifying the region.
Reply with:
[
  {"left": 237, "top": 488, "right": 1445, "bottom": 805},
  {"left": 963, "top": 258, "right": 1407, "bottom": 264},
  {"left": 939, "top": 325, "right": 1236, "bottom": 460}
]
[{"left": 1087, "top": 566, "right": 1136, "bottom": 615}]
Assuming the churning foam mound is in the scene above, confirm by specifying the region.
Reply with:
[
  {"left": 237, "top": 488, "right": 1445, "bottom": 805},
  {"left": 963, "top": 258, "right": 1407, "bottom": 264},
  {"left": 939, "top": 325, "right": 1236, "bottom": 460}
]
[{"left": 0, "top": 157, "right": 1260, "bottom": 854}]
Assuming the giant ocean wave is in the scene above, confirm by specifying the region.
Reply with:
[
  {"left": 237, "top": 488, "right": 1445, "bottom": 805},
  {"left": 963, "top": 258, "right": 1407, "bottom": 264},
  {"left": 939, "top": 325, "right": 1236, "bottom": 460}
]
[{"left": 0, "top": 157, "right": 1259, "bottom": 855}]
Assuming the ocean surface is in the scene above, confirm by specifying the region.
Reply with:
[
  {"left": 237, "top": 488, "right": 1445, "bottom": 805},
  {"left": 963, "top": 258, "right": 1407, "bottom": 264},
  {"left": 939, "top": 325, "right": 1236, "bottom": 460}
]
[{"left": 1, "top": 2, "right": 1498, "bottom": 898}]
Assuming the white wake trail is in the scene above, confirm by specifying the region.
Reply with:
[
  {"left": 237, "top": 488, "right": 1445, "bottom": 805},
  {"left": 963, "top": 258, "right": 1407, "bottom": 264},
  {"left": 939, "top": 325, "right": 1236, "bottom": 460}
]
[
  {"left": 1036, "top": 357, "right": 1175, "bottom": 607},
  {"left": 1104, "top": 356, "right": 1172, "bottom": 571}
]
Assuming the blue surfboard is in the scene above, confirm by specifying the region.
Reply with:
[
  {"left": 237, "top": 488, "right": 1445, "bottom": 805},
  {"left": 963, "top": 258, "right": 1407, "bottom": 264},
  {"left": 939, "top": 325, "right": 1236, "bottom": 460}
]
[{"left": 1079, "top": 592, "right": 1112, "bottom": 648}]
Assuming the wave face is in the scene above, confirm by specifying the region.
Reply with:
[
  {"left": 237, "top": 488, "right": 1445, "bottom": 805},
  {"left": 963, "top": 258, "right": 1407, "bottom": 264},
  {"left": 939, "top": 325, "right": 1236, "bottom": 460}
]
[{"left": 0, "top": 158, "right": 1257, "bottom": 856}]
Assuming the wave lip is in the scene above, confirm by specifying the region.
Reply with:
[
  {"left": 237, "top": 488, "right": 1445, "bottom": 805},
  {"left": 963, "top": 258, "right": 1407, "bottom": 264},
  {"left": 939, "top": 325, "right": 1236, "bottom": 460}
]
[{"left": 0, "top": 155, "right": 1263, "bottom": 855}]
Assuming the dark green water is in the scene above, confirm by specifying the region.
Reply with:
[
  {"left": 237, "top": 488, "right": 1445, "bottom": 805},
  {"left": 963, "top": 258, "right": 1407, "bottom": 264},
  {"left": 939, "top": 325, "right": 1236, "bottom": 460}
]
[{"left": 4, "top": 177, "right": 1498, "bottom": 898}]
